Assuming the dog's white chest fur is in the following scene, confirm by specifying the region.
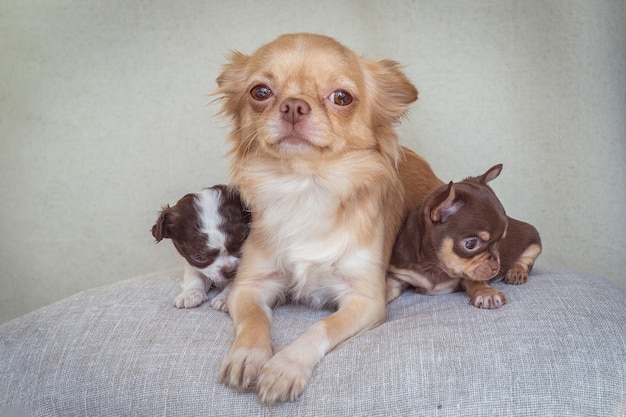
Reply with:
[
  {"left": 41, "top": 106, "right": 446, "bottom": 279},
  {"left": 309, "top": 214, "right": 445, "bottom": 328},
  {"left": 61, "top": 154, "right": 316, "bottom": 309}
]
[
  {"left": 260, "top": 173, "right": 348, "bottom": 258},
  {"left": 243, "top": 161, "right": 381, "bottom": 304}
]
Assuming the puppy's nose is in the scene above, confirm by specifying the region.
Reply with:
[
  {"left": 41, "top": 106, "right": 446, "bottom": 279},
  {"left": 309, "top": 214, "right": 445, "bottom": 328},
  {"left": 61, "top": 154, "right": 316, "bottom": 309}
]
[{"left": 280, "top": 98, "right": 310, "bottom": 123}]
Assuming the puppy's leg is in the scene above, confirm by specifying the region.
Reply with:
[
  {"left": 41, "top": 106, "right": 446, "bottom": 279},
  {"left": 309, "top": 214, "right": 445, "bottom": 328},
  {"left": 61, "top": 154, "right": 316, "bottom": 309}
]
[
  {"left": 209, "top": 282, "right": 231, "bottom": 312},
  {"left": 257, "top": 277, "right": 386, "bottom": 403},
  {"left": 505, "top": 243, "right": 542, "bottom": 285},
  {"left": 463, "top": 280, "right": 507, "bottom": 309},
  {"left": 219, "top": 272, "right": 281, "bottom": 392},
  {"left": 172, "top": 265, "right": 208, "bottom": 308},
  {"left": 385, "top": 275, "right": 411, "bottom": 303}
]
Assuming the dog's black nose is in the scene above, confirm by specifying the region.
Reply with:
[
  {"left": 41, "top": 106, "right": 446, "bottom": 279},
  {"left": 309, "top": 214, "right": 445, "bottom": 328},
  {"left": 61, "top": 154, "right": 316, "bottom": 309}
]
[{"left": 280, "top": 98, "right": 310, "bottom": 123}]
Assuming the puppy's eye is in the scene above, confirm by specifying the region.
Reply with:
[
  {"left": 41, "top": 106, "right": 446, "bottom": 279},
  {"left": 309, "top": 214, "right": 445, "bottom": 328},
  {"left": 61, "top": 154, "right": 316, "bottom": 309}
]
[
  {"left": 463, "top": 238, "right": 480, "bottom": 251},
  {"left": 250, "top": 85, "right": 272, "bottom": 101},
  {"left": 191, "top": 254, "right": 208, "bottom": 263},
  {"left": 330, "top": 90, "right": 353, "bottom": 106}
]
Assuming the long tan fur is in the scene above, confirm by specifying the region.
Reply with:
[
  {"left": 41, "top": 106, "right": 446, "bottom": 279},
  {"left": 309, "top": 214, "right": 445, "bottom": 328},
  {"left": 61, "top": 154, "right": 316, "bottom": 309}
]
[{"left": 213, "top": 33, "right": 442, "bottom": 403}]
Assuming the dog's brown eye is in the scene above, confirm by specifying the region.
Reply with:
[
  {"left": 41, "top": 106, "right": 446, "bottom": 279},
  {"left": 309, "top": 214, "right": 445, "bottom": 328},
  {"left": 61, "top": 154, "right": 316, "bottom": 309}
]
[
  {"left": 463, "top": 238, "right": 479, "bottom": 251},
  {"left": 250, "top": 85, "right": 272, "bottom": 101},
  {"left": 330, "top": 90, "right": 353, "bottom": 106}
]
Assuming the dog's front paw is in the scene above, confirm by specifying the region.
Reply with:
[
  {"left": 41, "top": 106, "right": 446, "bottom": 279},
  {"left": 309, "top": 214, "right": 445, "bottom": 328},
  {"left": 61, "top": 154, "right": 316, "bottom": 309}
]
[
  {"left": 470, "top": 288, "right": 507, "bottom": 309},
  {"left": 219, "top": 347, "right": 271, "bottom": 392},
  {"left": 257, "top": 350, "right": 313, "bottom": 403},
  {"left": 209, "top": 293, "right": 229, "bottom": 312},
  {"left": 209, "top": 285, "right": 231, "bottom": 312},
  {"left": 172, "top": 288, "right": 208, "bottom": 308},
  {"left": 504, "top": 264, "right": 529, "bottom": 285}
]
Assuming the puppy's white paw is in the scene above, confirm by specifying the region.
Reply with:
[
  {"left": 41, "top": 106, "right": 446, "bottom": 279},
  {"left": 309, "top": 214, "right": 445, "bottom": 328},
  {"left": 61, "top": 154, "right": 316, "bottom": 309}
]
[
  {"left": 471, "top": 289, "right": 507, "bottom": 309},
  {"left": 172, "top": 288, "right": 208, "bottom": 309},
  {"left": 219, "top": 347, "right": 272, "bottom": 392},
  {"left": 257, "top": 349, "right": 313, "bottom": 403},
  {"left": 209, "top": 292, "right": 229, "bottom": 312}
]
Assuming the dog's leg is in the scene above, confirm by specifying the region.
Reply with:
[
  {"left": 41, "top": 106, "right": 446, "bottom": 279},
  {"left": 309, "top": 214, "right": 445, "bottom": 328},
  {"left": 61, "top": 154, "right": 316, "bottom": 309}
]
[
  {"left": 257, "top": 283, "right": 386, "bottom": 403},
  {"left": 219, "top": 275, "right": 281, "bottom": 392},
  {"left": 463, "top": 280, "right": 507, "bottom": 309},
  {"left": 505, "top": 243, "right": 542, "bottom": 285},
  {"left": 172, "top": 265, "right": 208, "bottom": 308}
]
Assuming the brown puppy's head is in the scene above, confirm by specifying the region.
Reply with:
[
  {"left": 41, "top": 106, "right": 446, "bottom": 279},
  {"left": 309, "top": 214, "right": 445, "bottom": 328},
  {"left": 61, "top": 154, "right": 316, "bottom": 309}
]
[
  {"left": 424, "top": 164, "right": 507, "bottom": 281},
  {"left": 152, "top": 192, "right": 218, "bottom": 269},
  {"left": 151, "top": 186, "right": 250, "bottom": 271},
  {"left": 212, "top": 33, "right": 418, "bottom": 167}
]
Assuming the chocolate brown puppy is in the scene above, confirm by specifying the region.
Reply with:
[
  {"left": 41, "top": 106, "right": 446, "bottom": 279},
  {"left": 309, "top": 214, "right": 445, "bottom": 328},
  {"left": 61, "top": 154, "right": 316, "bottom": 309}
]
[{"left": 387, "top": 164, "right": 541, "bottom": 309}]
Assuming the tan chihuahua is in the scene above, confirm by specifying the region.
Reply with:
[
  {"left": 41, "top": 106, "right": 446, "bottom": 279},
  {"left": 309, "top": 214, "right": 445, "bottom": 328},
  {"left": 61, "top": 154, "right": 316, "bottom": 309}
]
[
  {"left": 387, "top": 164, "right": 541, "bottom": 309},
  {"left": 213, "top": 33, "right": 442, "bottom": 403}
]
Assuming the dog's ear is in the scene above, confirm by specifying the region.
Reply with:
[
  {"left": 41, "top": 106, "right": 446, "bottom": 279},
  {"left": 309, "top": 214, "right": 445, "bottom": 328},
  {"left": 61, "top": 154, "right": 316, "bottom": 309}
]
[
  {"left": 365, "top": 59, "right": 418, "bottom": 121},
  {"left": 211, "top": 51, "right": 250, "bottom": 125},
  {"left": 215, "top": 51, "right": 249, "bottom": 90},
  {"left": 429, "top": 182, "right": 464, "bottom": 224},
  {"left": 364, "top": 59, "right": 418, "bottom": 166},
  {"left": 476, "top": 164, "right": 503, "bottom": 185},
  {"left": 151, "top": 206, "right": 173, "bottom": 242}
]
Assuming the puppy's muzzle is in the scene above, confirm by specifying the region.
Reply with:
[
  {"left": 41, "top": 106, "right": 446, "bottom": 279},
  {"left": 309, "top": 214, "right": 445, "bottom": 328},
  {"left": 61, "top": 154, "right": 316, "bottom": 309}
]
[
  {"left": 280, "top": 98, "right": 311, "bottom": 124},
  {"left": 473, "top": 259, "right": 501, "bottom": 281}
]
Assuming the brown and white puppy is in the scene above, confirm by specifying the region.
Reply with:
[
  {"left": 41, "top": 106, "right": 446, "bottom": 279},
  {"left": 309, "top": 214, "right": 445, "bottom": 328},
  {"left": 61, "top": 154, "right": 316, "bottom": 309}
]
[
  {"left": 387, "top": 164, "right": 542, "bottom": 309},
  {"left": 213, "top": 33, "right": 442, "bottom": 403},
  {"left": 152, "top": 185, "right": 250, "bottom": 312}
]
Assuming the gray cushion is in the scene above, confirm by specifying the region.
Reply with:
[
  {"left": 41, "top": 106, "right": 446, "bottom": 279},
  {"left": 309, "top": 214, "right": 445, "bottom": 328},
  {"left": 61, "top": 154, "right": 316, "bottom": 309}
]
[{"left": 1, "top": 267, "right": 625, "bottom": 416}]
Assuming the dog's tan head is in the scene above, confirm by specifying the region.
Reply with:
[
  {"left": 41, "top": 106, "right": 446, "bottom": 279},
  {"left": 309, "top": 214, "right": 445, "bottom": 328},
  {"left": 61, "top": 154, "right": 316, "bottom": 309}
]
[{"left": 213, "top": 33, "right": 417, "bottom": 167}]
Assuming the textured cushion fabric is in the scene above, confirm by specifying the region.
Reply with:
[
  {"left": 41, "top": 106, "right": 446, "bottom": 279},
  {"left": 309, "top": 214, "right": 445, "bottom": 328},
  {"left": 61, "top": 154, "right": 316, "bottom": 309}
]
[{"left": 1, "top": 267, "right": 625, "bottom": 417}]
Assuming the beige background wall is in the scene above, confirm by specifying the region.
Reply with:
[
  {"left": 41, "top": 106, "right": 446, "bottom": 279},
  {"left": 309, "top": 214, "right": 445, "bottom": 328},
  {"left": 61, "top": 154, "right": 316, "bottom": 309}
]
[{"left": 1, "top": 0, "right": 624, "bottom": 323}]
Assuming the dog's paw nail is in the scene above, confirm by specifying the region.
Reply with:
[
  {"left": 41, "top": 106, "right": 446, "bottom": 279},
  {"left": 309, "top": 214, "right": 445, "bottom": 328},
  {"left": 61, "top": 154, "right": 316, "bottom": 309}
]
[
  {"left": 471, "top": 291, "right": 507, "bottom": 309},
  {"left": 219, "top": 347, "right": 271, "bottom": 391},
  {"left": 257, "top": 352, "right": 311, "bottom": 403}
]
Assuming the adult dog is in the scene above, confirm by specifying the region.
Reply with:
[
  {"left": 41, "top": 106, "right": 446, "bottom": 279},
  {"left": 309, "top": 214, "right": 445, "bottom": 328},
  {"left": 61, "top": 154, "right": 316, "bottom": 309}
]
[{"left": 213, "top": 33, "right": 442, "bottom": 403}]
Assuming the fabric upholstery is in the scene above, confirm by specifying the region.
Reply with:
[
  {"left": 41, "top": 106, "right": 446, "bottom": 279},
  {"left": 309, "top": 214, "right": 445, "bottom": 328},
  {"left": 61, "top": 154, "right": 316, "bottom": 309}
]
[{"left": 1, "top": 267, "right": 625, "bottom": 416}]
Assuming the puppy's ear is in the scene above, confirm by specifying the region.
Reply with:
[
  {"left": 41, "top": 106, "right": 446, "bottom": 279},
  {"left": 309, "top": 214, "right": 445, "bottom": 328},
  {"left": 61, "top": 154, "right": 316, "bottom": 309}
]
[
  {"left": 151, "top": 206, "right": 173, "bottom": 242},
  {"left": 476, "top": 164, "right": 503, "bottom": 185},
  {"left": 429, "top": 182, "right": 464, "bottom": 223}
]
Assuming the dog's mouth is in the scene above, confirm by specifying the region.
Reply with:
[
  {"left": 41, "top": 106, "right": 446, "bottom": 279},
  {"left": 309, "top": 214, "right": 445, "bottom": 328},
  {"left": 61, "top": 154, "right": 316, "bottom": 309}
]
[{"left": 280, "top": 132, "right": 311, "bottom": 147}]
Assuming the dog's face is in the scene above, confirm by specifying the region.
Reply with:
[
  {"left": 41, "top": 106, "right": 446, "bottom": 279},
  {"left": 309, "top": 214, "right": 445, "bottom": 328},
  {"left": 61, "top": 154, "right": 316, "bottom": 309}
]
[
  {"left": 214, "top": 33, "right": 417, "bottom": 166},
  {"left": 152, "top": 186, "right": 250, "bottom": 279},
  {"left": 425, "top": 165, "right": 508, "bottom": 281}
]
